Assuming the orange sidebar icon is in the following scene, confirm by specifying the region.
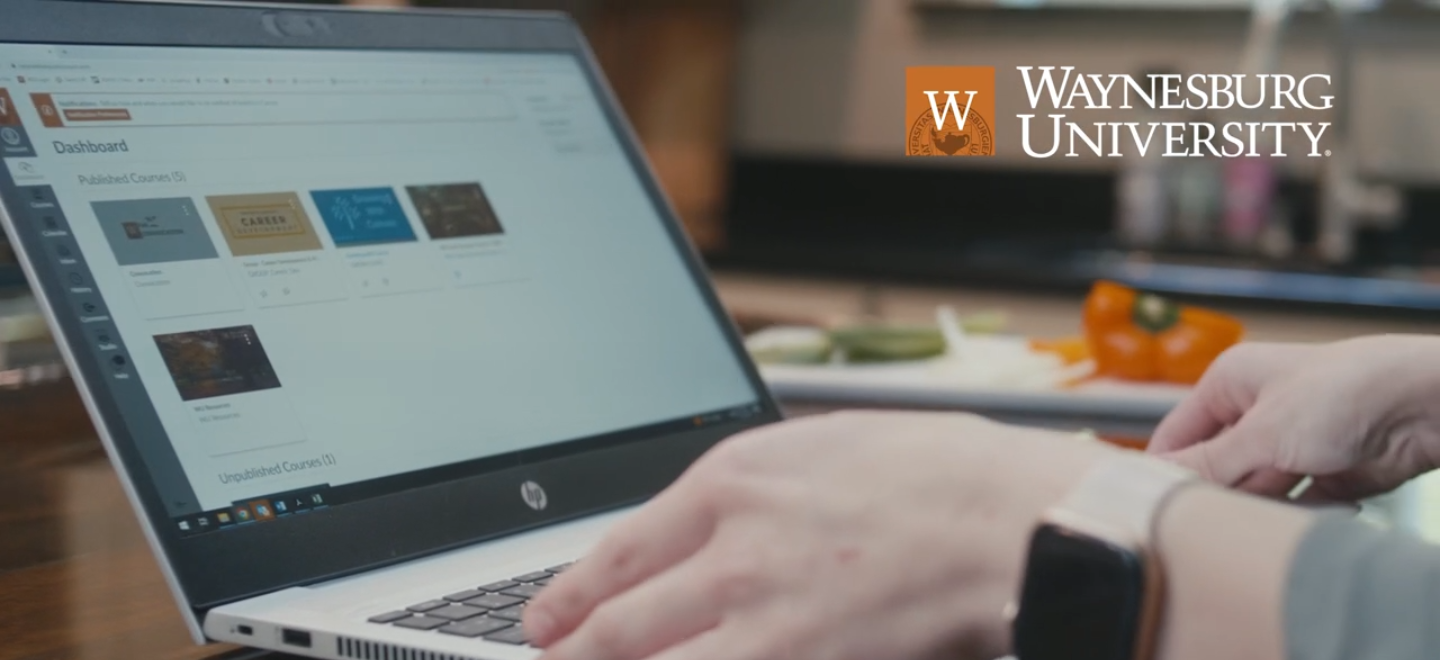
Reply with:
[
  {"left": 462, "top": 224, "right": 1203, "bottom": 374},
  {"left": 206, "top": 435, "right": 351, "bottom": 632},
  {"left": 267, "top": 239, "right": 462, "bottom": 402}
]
[
  {"left": 0, "top": 89, "right": 20, "bottom": 126},
  {"left": 30, "top": 93, "right": 63, "bottom": 128}
]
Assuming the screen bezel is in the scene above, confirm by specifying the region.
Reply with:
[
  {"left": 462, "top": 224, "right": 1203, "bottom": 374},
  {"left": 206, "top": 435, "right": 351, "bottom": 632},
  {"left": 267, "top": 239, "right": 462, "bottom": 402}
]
[{"left": 0, "top": 0, "right": 779, "bottom": 620}]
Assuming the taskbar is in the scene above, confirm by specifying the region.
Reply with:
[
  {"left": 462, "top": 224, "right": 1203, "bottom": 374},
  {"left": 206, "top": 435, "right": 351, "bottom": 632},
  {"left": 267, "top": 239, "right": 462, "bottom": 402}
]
[
  {"left": 171, "top": 400, "right": 767, "bottom": 538},
  {"left": 173, "top": 484, "right": 333, "bottom": 537}
]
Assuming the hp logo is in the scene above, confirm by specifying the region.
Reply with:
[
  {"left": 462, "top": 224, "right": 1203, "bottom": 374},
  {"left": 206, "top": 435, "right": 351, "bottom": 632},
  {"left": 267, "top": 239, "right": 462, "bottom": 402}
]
[{"left": 520, "top": 481, "right": 548, "bottom": 511}]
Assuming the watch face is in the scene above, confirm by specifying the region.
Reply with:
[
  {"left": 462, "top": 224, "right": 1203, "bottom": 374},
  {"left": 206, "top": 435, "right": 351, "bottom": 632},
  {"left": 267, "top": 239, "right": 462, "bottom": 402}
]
[{"left": 1013, "top": 524, "right": 1147, "bottom": 660}]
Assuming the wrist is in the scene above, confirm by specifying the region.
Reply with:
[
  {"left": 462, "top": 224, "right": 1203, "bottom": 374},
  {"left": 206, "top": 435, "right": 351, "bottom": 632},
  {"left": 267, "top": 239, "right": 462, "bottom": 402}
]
[
  {"left": 977, "top": 429, "right": 1118, "bottom": 651},
  {"left": 1387, "top": 337, "right": 1440, "bottom": 468},
  {"left": 1152, "top": 485, "right": 1314, "bottom": 660},
  {"left": 1010, "top": 448, "right": 1195, "bottom": 660}
]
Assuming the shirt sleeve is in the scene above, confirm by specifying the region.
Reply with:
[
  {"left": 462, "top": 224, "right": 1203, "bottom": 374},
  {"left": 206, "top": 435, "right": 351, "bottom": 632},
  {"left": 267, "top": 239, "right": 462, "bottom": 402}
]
[{"left": 1286, "top": 511, "right": 1440, "bottom": 660}]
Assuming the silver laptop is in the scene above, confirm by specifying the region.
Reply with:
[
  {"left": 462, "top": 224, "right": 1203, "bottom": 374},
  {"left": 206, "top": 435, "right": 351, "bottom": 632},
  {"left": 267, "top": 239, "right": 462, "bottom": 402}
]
[{"left": 0, "top": 2, "right": 778, "bottom": 658}]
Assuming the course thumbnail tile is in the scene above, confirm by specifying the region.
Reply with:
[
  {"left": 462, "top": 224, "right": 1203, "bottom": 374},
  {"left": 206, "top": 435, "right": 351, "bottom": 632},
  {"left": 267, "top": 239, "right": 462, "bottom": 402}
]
[
  {"left": 154, "top": 325, "right": 281, "bottom": 401},
  {"left": 405, "top": 182, "right": 504, "bottom": 240},
  {"left": 207, "top": 192, "right": 322, "bottom": 257},
  {"left": 92, "top": 197, "right": 219, "bottom": 266},
  {"left": 311, "top": 187, "right": 417, "bottom": 247}
]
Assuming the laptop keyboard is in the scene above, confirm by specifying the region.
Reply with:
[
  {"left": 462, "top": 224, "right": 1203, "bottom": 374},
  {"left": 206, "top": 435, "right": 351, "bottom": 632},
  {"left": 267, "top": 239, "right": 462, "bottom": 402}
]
[{"left": 366, "top": 563, "right": 572, "bottom": 646}]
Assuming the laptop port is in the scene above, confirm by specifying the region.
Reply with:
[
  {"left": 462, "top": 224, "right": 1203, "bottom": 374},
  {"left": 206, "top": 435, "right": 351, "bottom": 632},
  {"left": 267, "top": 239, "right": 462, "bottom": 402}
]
[
  {"left": 236, "top": 625, "right": 253, "bottom": 636},
  {"left": 282, "top": 628, "right": 312, "bottom": 648}
]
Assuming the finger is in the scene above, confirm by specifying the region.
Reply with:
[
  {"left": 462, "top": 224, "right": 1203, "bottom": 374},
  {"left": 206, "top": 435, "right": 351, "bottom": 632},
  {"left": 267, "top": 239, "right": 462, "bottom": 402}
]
[
  {"left": 1161, "top": 421, "right": 1273, "bottom": 487},
  {"left": 1150, "top": 342, "right": 1310, "bottom": 455},
  {"left": 1148, "top": 390, "right": 1231, "bottom": 455},
  {"left": 536, "top": 551, "right": 727, "bottom": 660},
  {"left": 526, "top": 481, "right": 720, "bottom": 647},
  {"left": 1232, "top": 468, "right": 1305, "bottom": 499}
]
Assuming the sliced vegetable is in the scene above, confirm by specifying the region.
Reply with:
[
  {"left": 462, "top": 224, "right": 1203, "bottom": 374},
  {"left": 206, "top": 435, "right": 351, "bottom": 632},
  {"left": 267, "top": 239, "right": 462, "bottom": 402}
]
[
  {"left": 744, "top": 326, "right": 833, "bottom": 365},
  {"left": 958, "top": 310, "right": 1008, "bottom": 335},
  {"left": 829, "top": 325, "right": 947, "bottom": 363},
  {"left": 1029, "top": 336, "right": 1091, "bottom": 366}
]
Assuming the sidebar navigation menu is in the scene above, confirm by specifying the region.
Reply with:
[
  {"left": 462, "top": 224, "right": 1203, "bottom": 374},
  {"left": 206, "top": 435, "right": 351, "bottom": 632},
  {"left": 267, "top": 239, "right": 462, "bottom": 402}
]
[{"left": 0, "top": 86, "right": 202, "bottom": 515}]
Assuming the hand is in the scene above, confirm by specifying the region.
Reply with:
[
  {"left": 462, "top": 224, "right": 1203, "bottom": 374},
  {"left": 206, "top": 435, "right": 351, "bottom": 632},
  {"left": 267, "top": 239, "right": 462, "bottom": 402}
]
[
  {"left": 522, "top": 411, "right": 1114, "bottom": 660},
  {"left": 1148, "top": 335, "right": 1440, "bottom": 501}
]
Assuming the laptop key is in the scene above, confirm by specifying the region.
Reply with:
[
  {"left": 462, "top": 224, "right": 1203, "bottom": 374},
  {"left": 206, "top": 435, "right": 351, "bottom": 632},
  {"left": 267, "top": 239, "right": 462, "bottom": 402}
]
[
  {"left": 511, "top": 571, "right": 551, "bottom": 583},
  {"left": 502, "top": 584, "right": 544, "bottom": 599},
  {"left": 407, "top": 599, "right": 449, "bottom": 613},
  {"left": 545, "top": 563, "right": 572, "bottom": 573},
  {"left": 394, "top": 616, "right": 449, "bottom": 631},
  {"left": 484, "top": 625, "right": 532, "bottom": 646},
  {"left": 489, "top": 604, "right": 526, "bottom": 621},
  {"left": 367, "top": 611, "right": 414, "bottom": 624},
  {"left": 444, "top": 589, "right": 487, "bottom": 602},
  {"left": 535, "top": 578, "right": 552, "bottom": 586},
  {"left": 463, "top": 594, "right": 524, "bottom": 610},
  {"left": 427, "top": 604, "right": 487, "bottom": 622},
  {"left": 478, "top": 580, "right": 519, "bottom": 593},
  {"left": 438, "top": 617, "right": 513, "bottom": 638}
]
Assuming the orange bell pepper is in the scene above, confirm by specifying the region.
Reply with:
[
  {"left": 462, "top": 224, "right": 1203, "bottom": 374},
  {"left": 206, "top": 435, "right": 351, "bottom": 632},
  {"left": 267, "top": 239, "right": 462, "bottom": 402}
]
[{"left": 1082, "top": 281, "right": 1243, "bottom": 385}]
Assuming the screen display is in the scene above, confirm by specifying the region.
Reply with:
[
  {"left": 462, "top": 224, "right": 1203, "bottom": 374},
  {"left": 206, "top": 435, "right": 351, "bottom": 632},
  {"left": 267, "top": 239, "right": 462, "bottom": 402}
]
[
  {"left": 0, "top": 44, "right": 760, "bottom": 534},
  {"left": 1012, "top": 524, "right": 1147, "bottom": 660}
]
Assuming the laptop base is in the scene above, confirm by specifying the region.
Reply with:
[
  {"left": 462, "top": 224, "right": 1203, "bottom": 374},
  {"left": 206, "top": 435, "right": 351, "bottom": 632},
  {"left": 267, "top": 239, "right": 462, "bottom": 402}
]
[{"left": 206, "top": 508, "right": 628, "bottom": 660}]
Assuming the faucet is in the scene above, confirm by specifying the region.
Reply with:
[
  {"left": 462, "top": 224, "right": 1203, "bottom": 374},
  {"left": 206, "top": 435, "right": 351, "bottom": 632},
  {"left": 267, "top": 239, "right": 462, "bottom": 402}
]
[{"left": 1240, "top": 0, "right": 1403, "bottom": 264}]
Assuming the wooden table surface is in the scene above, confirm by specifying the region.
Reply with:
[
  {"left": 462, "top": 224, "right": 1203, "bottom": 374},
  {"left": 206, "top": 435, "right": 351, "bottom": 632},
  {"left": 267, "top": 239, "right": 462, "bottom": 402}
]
[{"left": 0, "top": 381, "right": 284, "bottom": 660}]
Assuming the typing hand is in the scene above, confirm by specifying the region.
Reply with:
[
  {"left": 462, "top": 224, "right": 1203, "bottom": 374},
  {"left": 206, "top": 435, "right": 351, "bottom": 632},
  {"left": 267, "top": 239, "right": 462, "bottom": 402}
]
[{"left": 522, "top": 411, "right": 1112, "bottom": 660}]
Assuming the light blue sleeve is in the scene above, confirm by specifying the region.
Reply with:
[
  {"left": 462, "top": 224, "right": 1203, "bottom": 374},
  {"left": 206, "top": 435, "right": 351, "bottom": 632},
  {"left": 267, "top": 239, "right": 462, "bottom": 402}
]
[{"left": 1286, "top": 512, "right": 1440, "bottom": 660}]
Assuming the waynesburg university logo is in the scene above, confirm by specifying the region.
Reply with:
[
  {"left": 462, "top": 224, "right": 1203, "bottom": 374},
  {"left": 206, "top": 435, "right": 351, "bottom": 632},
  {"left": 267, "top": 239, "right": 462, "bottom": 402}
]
[{"left": 905, "top": 66, "right": 996, "bottom": 157}]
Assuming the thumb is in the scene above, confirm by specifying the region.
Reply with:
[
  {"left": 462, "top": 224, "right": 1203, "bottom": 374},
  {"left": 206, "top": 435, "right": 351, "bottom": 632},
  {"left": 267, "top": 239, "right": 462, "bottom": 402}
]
[{"left": 1161, "top": 421, "right": 1275, "bottom": 488}]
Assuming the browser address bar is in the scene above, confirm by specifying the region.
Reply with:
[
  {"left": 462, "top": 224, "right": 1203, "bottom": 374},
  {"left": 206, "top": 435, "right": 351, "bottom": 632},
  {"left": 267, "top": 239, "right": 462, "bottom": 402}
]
[{"left": 30, "top": 91, "right": 516, "bottom": 128}]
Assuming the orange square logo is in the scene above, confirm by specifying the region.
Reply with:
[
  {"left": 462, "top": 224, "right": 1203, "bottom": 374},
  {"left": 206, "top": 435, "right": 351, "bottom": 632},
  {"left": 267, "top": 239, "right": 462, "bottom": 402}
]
[
  {"left": 30, "top": 93, "right": 63, "bottom": 128},
  {"left": 0, "top": 89, "right": 19, "bottom": 126},
  {"left": 905, "top": 66, "right": 996, "bottom": 157}
]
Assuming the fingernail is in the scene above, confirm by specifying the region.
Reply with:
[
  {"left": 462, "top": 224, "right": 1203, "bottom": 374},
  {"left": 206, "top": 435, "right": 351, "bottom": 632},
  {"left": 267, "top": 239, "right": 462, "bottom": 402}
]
[{"left": 525, "top": 608, "right": 555, "bottom": 644}]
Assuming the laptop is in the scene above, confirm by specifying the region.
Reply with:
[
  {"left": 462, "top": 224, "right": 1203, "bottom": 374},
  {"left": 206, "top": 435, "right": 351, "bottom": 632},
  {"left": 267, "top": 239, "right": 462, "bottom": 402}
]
[{"left": 0, "top": 1, "right": 779, "bottom": 657}]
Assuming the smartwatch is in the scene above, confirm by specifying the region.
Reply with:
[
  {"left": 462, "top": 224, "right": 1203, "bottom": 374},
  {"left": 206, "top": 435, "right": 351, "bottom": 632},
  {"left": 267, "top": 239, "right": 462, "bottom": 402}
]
[{"left": 1011, "top": 454, "right": 1198, "bottom": 660}]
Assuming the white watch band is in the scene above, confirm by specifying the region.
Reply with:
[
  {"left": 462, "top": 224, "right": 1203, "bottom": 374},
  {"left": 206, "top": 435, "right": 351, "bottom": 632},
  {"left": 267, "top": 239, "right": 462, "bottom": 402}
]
[{"left": 1050, "top": 454, "right": 1199, "bottom": 545}]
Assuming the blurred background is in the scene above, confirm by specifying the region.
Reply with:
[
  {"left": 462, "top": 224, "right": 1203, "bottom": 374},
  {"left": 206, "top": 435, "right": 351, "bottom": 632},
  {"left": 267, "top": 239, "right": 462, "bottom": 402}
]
[{"left": 10, "top": 0, "right": 1440, "bottom": 530}]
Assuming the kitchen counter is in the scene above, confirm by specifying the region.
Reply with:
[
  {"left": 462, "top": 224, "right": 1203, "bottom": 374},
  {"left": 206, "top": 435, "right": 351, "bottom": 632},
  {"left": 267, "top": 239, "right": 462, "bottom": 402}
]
[{"left": 711, "top": 270, "right": 1440, "bottom": 342}]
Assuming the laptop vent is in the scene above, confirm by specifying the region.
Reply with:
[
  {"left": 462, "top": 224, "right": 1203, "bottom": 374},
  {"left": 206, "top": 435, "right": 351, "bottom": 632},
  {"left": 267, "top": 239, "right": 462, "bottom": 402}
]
[{"left": 334, "top": 636, "right": 481, "bottom": 660}]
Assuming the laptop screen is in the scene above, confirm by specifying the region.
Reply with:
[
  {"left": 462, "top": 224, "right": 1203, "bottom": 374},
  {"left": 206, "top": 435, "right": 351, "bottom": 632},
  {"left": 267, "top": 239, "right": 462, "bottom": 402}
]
[{"left": 0, "top": 44, "right": 761, "bottom": 534}]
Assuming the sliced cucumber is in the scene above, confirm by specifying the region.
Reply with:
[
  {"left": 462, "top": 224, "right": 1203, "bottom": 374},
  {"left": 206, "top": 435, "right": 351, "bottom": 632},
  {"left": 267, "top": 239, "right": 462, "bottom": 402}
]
[{"left": 829, "top": 326, "right": 947, "bottom": 363}]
